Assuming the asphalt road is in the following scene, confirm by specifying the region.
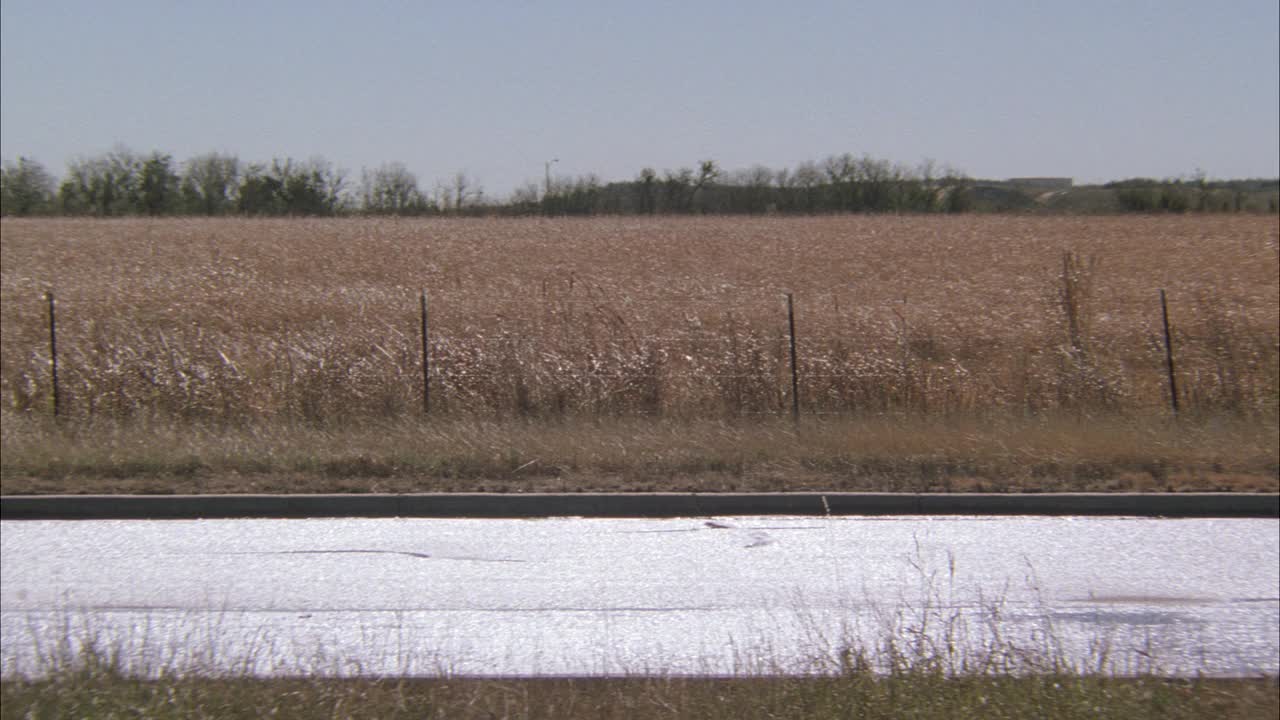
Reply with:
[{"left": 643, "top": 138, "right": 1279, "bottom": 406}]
[{"left": 3, "top": 515, "right": 1277, "bottom": 677}]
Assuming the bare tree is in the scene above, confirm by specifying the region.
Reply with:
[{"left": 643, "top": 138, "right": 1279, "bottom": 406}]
[
  {"left": 793, "top": 160, "right": 823, "bottom": 188},
  {"left": 58, "top": 145, "right": 142, "bottom": 216},
  {"left": 0, "top": 157, "right": 55, "bottom": 215},
  {"left": 301, "top": 156, "right": 349, "bottom": 213},
  {"left": 690, "top": 159, "right": 721, "bottom": 212},
  {"left": 739, "top": 164, "right": 774, "bottom": 213},
  {"left": 181, "top": 152, "right": 240, "bottom": 215},
  {"left": 636, "top": 167, "right": 658, "bottom": 214},
  {"left": 360, "top": 162, "right": 426, "bottom": 214},
  {"left": 509, "top": 181, "right": 541, "bottom": 208},
  {"left": 447, "top": 171, "right": 482, "bottom": 211}
]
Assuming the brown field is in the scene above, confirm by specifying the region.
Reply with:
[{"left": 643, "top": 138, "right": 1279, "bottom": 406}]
[{"left": 1, "top": 215, "right": 1277, "bottom": 493}]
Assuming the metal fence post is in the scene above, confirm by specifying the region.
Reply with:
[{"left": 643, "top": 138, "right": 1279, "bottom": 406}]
[
  {"left": 1159, "top": 289, "right": 1179, "bottom": 416},
  {"left": 46, "top": 291, "right": 60, "bottom": 419},
  {"left": 787, "top": 293, "right": 799, "bottom": 423},
  {"left": 421, "top": 289, "right": 431, "bottom": 415}
]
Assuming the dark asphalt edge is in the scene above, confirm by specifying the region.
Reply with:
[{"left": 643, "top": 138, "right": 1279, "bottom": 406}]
[{"left": 1, "top": 492, "right": 1277, "bottom": 520}]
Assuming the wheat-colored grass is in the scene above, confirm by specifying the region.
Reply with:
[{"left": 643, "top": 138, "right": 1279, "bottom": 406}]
[
  {"left": 2, "top": 413, "right": 1276, "bottom": 494},
  {"left": 1, "top": 216, "right": 1276, "bottom": 492},
  {"left": 2, "top": 215, "right": 1276, "bottom": 421}
]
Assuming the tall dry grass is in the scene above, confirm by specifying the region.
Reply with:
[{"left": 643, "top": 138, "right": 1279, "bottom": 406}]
[
  {"left": 1, "top": 215, "right": 1277, "bottom": 424},
  {"left": 4, "top": 580, "right": 1278, "bottom": 719}
]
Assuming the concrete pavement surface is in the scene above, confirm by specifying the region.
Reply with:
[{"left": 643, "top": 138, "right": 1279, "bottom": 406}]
[{"left": 3, "top": 514, "right": 1277, "bottom": 677}]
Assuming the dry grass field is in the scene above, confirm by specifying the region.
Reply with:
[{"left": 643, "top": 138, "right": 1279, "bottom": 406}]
[{"left": 1, "top": 215, "right": 1277, "bottom": 493}]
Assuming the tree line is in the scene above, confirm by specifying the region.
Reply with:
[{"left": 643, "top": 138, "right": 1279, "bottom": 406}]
[
  {"left": 2, "top": 147, "right": 1276, "bottom": 217},
  {"left": 0, "top": 149, "right": 420, "bottom": 217},
  {"left": 1106, "top": 175, "right": 1279, "bottom": 214},
  {"left": 0, "top": 148, "right": 488, "bottom": 217},
  {"left": 0, "top": 148, "right": 972, "bottom": 217}
]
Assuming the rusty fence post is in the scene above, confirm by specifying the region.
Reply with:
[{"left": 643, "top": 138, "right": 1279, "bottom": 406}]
[
  {"left": 421, "top": 289, "right": 431, "bottom": 415},
  {"left": 787, "top": 293, "right": 800, "bottom": 423},
  {"left": 1159, "top": 289, "right": 1179, "bottom": 416},
  {"left": 46, "top": 291, "right": 61, "bottom": 419}
]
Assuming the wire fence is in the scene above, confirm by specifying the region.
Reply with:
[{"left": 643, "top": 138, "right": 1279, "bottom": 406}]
[{"left": 9, "top": 283, "right": 1278, "bottom": 424}]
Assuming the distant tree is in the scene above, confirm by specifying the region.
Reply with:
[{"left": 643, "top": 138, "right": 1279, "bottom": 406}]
[
  {"left": 737, "top": 165, "right": 775, "bottom": 214},
  {"left": 1115, "top": 186, "right": 1159, "bottom": 212},
  {"left": 1192, "top": 168, "right": 1210, "bottom": 212},
  {"left": 941, "top": 171, "right": 972, "bottom": 214},
  {"left": 0, "top": 157, "right": 56, "bottom": 216},
  {"left": 636, "top": 167, "right": 658, "bottom": 214},
  {"left": 139, "top": 152, "right": 180, "bottom": 215},
  {"left": 236, "top": 163, "right": 285, "bottom": 215},
  {"left": 445, "top": 171, "right": 482, "bottom": 212},
  {"left": 689, "top": 159, "right": 721, "bottom": 212},
  {"left": 549, "top": 174, "right": 603, "bottom": 215},
  {"left": 360, "top": 162, "right": 426, "bottom": 214},
  {"left": 791, "top": 160, "right": 823, "bottom": 212},
  {"left": 856, "top": 155, "right": 893, "bottom": 211},
  {"left": 280, "top": 159, "right": 324, "bottom": 214},
  {"left": 181, "top": 152, "right": 240, "bottom": 215},
  {"left": 1158, "top": 183, "right": 1190, "bottom": 213},
  {"left": 236, "top": 157, "right": 347, "bottom": 216},
  {"left": 58, "top": 157, "right": 100, "bottom": 215},
  {"left": 304, "top": 157, "right": 349, "bottom": 214},
  {"left": 661, "top": 168, "right": 694, "bottom": 212},
  {"left": 823, "top": 153, "right": 861, "bottom": 211},
  {"left": 540, "top": 174, "right": 564, "bottom": 215},
  {"left": 280, "top": 157, "right": 348, "bottom": 215},
  {"left": 508, "top": 181, "right": 542, "bottom": 213},
  {"left": 58, "top": 146, "right": 143, "bottom": 216},
  {"left": 905, "top": 159, "right": 939, "bottom": 212},
  {"left": 106, "top": 147, "right": 145, "bottom": 213},
  {"left": 772, "top": 167, "right": 794, "bottom": 211}
]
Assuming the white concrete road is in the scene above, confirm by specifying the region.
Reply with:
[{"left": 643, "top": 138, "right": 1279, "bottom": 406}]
[{"left": 2, "top": 516, "right": 1277, "bottom": 677}]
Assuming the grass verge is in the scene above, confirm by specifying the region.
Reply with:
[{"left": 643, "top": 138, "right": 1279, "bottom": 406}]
[
  {"left": 4, "top": 668, "right": 1277, "bottom": 719},
  {"left": 2, "top": 412, "right": 1276, "bottom": 495}
]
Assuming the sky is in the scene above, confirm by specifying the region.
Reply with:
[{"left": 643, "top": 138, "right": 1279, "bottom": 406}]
[{"left": 2, "top": 0, "right": 1278, "bottom": 197}]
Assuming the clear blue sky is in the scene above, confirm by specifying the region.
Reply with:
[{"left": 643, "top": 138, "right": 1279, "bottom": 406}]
[{"left": 3, "top": 0, "right": 1277, "bottom": 196}]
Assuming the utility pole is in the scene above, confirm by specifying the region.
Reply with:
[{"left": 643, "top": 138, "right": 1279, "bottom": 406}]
[{"left": 544, "top": 158, "right": 559, "bottom": 200}]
